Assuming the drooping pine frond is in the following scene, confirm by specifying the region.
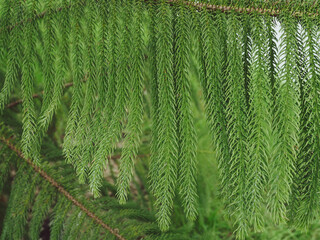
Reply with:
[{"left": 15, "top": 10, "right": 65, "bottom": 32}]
[
  {"left": 37, "top": 0, "right": 70, "bottom": 148},
  {"left": 116, "top": 0, "right": 144, "bottom": 205},
  {"left": 148, "top": 1, "right": 160, "bottom": 195},
  {"left": 174, "top": 3, "right": 198, "bottom": 221},
  {"left": 242, "top": 14, "right": 251, "bottom": 108},
  {"left": 98, "top": 0, "right": 118, "bottom": 127},
  {"left": 40, "top": 0, "right": 57, "bottom": 117},
  {"left": 73, "top": 0, "right": 99, "bottom": 183},
  {"left": 63, "top": 1, "right": 85, "bottom": 164},
  {"left": 198, "top": 8, "right": 231, "bottom": 209},
  {"left": 268, "top": 13, "right": 299, "bottom": 224},
  {"left": 0, "top": 0, "right": 11, "bottom": 59},
  {"left": 90, "top": 0, "right": 132, "bottom": 197},
  {"left": 225, "top": 12, "right": 249, "bottom": 239},
  {"left": 152, "top": 1, "right": 178, "bottom": 231},
  {"left": 266, "top": 17, "right": 278, "bottom": 102},
  {"left": 288, "top": 22, "right": 308, "bottom": 223},
  {"left": 0, "top": 1, "right": 22, "bottom": 112},
  {"left": 293, "top": 16, "right": 320, "bottom": 228},
  {"left": 246, "top": 13, "right": 272, "bottom": 232},
  {"left": 21, "top": 0, "right": 38, "bottom": 160}
]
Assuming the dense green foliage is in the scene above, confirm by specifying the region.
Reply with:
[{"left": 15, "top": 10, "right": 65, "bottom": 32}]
[{"left": 1, "top": 0, "right": 320, "bottom": 239}]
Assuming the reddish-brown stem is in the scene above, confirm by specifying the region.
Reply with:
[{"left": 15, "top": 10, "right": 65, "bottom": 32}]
[
  {"left": 2, "top": 0, "right": 317, "bottom": 35},
  {"left": 6, "top": 79, "right": 86, "bottom": 109},
  {"left": 0, "top": 137, "right": 126, "bottom": 240}
]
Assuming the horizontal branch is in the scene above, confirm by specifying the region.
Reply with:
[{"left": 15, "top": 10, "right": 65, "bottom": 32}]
[
  {"left": 165, "top": 0, "right": 317, "bottom": 17},
  {"left": 6, "top": 80, "right": 86, "bottom": 109},
  {"left": 1, "top": 3, "right": 72, "bottom": 33},
  {"left": 1, "top": 0, "right": 318, "bottom": 35},
  {"left": 0, "top": 136, "right": 126, "bottom": 240}
]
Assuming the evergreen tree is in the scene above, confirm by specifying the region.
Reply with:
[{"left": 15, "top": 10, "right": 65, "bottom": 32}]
[{"left": 1, "top": 0, "right": 320, "bottom": 239}]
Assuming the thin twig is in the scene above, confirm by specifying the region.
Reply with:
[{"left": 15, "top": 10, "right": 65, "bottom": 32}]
[
  {"left": 1, "top": 4, "right": 71, "bottom": 33},
  {"left": 6, "top": 79, "right": 86, "bottom": 109},
  {"left": 165, "top": 0, "right": 318, "bottom": 17},
  {"left": 0, "top": 137, "right": 126, "bottom": 240},
  {"left": 2, "top": 0, "right": 318, "bottom": 35},
  {"left": 6, "top": 93, "right": 42, "bottom": 108}
]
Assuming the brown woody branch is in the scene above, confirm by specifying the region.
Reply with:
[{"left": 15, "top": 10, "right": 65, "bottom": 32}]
[
  {"left": 2, "top": 4, "right": 71, "bottom": 33},
  {"left": 2, "top": 0, "right": 318, "bottom": 35},
  {"left": 166, "top": 0, "right": 317, "bottom": 17},
  {"left": 0, "top": 137, "right": 126, "bottom": 240},
  {"left": 6, "top": 80, "right": 85, "bottom": 109}
]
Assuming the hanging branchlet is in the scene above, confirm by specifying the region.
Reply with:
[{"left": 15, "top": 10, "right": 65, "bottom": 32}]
[
  {"left": 225, "top": 12, "right": 249, "bottom": 239},
  {"left": 174, "top": 2, "right": 198, "bottom": 221},
  {"left": 116, "top": 0, "right": 144, "bottom": 204},
  {"left": 40, "top": 0, "right": 57, "bottom": 116},
  {"left": 246, "top": 13, "right": 272, "bottom": 232},
  {"left": 268, "top": 13, "right": 300, "bottom": 224},
  {"left": 21, "top": 0, "right": 38, "bottom": 161},
  {"left": 90, "top": 0, "right": 110, "bottom": 179},
  {"left": 0, "top": 1, "right": 23, "bottom": 112},
  {"left": 198, "top": 8, "right": 231, "bottom": 209},
  {"left": 0, "top": 0, "right": 11, "bottom": 59},
  {"left": 148, "top": 1, "right": 161, "bottom": 195},
  {"left": 266, "top": 17, "right": 278, "bottom": 102},
  {"left": 242, "top": 13, "right": 252, "bottom": 108},
  {"left": 152, "top": 1, "right": 178, "bottom": 231},
  {"left": 90, "top": 0, "right": 132, "bottom": 197},
  {"left": 37, "top": 0, "right": 70, "bottom": 147},
  {"left": 99, "top": 0, "right": 118, "bottom": 128},
  {"left": 63, "top": 1, "right": 85, "bottom": 164},
  {"left": 289, "top": 21, "right": 308, "bottom": 223},
  {"left": 74, "top": 0, "right": 100, "bottom": 183},
  {"left": 294, "top": 16, "right": 320, "bottom": 228}
]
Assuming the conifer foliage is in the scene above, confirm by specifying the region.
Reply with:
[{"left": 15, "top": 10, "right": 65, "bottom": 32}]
[{"left": 2, "top": 0, "right": 320, "bottom": 239}]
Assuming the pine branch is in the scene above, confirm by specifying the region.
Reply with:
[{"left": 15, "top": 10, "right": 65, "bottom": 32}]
[
  {"left": 29, "top": 181, "right": 57, "bottom": 239},
  {"left": 0, "top": 1, "right": 23, "bottom": 113},
  {"left": 63, "top": 1, "right": 86, "bottom": 164},
  {"left": 268, "top": 13, "right": 299, "bottom": 224},
  {"left": 163, "top": 0, "right": 319, "bottom": 17},
  {"left": 40, "top": 0, "right": 57, "bottom": 116},
  {"left": 6, "top": 80, "right": 86, "bottom": 109},
  {"left": 0, "top": 0, "right": 11, "bottom": 58},
  {"left": 246, "top": 13, "right": 272, "bottom": 232},
  {"left": 225, "top": 12, "right": 249, "bottom": 239},
  {"left": 97, "top": 0, "right": 118, "bottom": 127},
  {"left": 88, "top": 0, "right": 111, "bottom": 190},
  {"left": 288, "top": 23, "right": 308, "bottom": 223},
  {"left": 152, "top": 1, "right": 178, "bottom": 231},
  {"left": 116, "top": 0, "right": 144, "bottom": 205},
  {"left": 20, "top": 0, "right": 38, "bottom": 160},
  {"left": 90, "top": 0, "right": 132, "bottom": 197},
  {"left": 36, "top": 0, "right": 71, "bottom": 154},
  {"left": 198, "top": 8, "right": 231, "bottom": 211},
  {"left": 294, "top": 16, "right": 320, "bottom": 228},
  {"left": 1, "top": 5, "right": 68, "bottom": 33},
  {"left": 1, "top": 0, "right": 318, "bottom": 37},
  {"left": 174, "top": 2, "right": 198, "bottom": 221},
  {"left": 1, "top": 163, "right": 40, "bottom": 239},
  {"left": 242, "top": 13, "right": 251, "bottom": 109},
  {"left": 266, "top": 17, "right": 278, "bottom": 102},
  {"left": 73, "top": 0, "right": 100, "bottom": 183},
  {"left": 0, "top": 136, "right": 126, "bottom": 240},
  {"left": 148, "top": 1, "right": 160, "bottom": 195}
]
